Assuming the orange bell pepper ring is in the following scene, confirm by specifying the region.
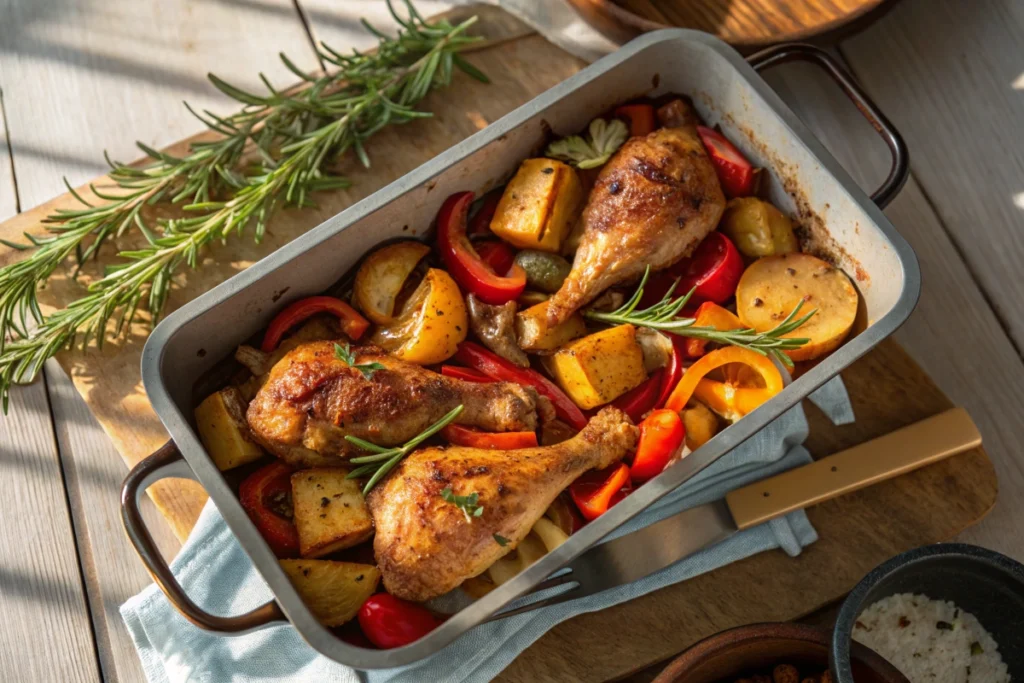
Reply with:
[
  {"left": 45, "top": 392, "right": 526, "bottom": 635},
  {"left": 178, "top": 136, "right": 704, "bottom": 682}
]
[
  {"left": 664, "top": 346, "right": 784, "bottom": 421},
  {"left": 684, "top": 302, "right": 745, "bottom": 358}
]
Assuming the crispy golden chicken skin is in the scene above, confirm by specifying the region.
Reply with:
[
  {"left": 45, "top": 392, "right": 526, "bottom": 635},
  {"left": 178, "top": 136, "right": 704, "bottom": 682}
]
[
  {"left": 367, "top": 407, "right": 638, "bottom": 602},
  {"left": 246, "top": 341, "right": 539, "bottom": 467},
  {"left": 546, "top": 125, "right": 726, "bottom": 325}
]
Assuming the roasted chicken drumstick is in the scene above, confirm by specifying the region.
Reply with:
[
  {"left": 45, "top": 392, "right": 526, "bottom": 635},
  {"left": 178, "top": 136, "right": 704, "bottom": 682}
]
[
  {"left": 246, "top": 340, "right": 539, "bottom": 467},
  {"left": 367, "top": 406, "right": 638, "bottom": 602},
  {"left": 546, "top": 118, "right": 726, "bottom": 326}
]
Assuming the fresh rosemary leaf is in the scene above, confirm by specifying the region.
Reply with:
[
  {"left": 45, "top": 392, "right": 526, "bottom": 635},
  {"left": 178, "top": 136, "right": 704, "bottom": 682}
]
[
  {"left": 440, "top": 487, "right": 484, "bottom": 522},
  {"left": 0, "top": 1, "right": 487, "bottom": 411},
  {"left": 333, "top": 342, "right": 386, "bottom": 379},
  {"left": 584, "top": 266, "right": 815, "bottom": 369},
  {"left": 345, "top": 404, "right": 465, "bottom": 494},
  {"left": 545, "top": 118, "right": 629, "bottom": 170}
]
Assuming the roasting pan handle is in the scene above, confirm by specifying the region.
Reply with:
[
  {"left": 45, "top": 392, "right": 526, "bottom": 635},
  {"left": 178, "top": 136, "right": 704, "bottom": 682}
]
[
  {"left": 747, "top": 43, "right": 908, "bottom": 209},
  {"left": 121, "top": 440, "right": 285, "bottom": 633}
]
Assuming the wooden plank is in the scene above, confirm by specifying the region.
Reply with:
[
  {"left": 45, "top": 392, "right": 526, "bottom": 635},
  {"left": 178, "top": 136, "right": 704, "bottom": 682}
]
[
  {"left": 0, "top": 82, "right": 102, "bottom": 683},
  {"left": 0, "top": 0, "right": 319, "bottom": 679},
  {"left": 840, "top": 0, "right": 1024, "bottom": 351},
  {"left": 0, "top": 387, "right": 102, "bottom": 682},
  {"left": 759, "top": 60, "right": 1024, "bottom": 560}
]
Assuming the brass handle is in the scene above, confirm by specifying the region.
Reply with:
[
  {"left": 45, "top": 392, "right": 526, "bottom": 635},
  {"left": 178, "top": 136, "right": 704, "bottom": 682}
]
[
  {"left": 121, "top": 441, "right": 285, "bottom": 633},
  {"left": 726, "top": 408, "right": 982, "bottom": 530}
]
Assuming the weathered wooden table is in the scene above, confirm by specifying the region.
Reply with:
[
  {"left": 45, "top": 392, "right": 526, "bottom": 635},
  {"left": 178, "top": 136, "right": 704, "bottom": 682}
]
[{"left": 1, "top": 0, "right": 1022, "bottom": 681}]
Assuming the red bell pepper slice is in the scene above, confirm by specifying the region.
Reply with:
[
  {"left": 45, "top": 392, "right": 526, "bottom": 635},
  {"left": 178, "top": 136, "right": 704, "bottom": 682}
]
[
  {"left": 697, "top": 126, "right": 755, "bottom": 197},
  {"left": 570, "top": 463, "right": 632, "bottom": 521},
  {"left": 453, "top": 342, "right": 587, "bottom": 431},
  {"left": 261, "top": 296, "right": 369, "bottom": 352},
  {"left": 630, "top": 409, "right": 686, "bottom": 482},
  {"left": 474, "top": 241, "right": 516, "bottom": 276},
  {"left": 441, "top": 424, "right": 538, "bottom": 450},
  {"left": 440, "top": 365, "right": 494, "bottom": 383},
  {"left": 615, "top": 103, "right": 656, "bottom": 137},
  {"left": 654, "top": 335, "right": 687, "bottom": 409},
  {"left": 611, "top": 368, "right": 664, "bottom": 423},
  {"left": 468, "top": 190, "right": 503, "bottom": 235},
  {"left": 238, "top": 462, "right": 299, "bottom": 558},
  {"left": 436, "top": 192, "right": 527, "bottom": 305},
  {"left": 641, "top": 232, "right": 744, "bottom": 307},
  {"left": 358, "top": 594, "right": 443, "bottom": 649}
]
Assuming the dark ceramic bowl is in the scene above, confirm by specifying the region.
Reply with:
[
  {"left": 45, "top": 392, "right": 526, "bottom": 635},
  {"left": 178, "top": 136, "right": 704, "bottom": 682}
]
[
  {"left": 652, "top": 623, "right": 907, "bottom": 683},
  {"left": 832, "top": 543, "right": 1024, "bottom": 682}
]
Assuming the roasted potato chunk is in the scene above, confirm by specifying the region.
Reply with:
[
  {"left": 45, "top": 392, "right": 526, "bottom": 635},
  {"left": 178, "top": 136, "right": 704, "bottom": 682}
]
[
  {"left": 544, "top": 324, "right": 647, "bottom": 409},
  {"left": 194, "top": 387, "right": 264, "bottom": 471},
  {"left": 279, "top": 559, "right": 379, "bottom": 626},
  {"left": 291, "top": 469, "right": 374, "bottom": 558},
  {"left": 720, "top": 197, "right": 798, "bottom": 259},
  {"left": 736, "top": 253, "right": 858, "bottom": 361},
  {"left": 489, "top": 159, "right": 584, "bottom": 252},
  {"left": 515, "top": 300, "right": 586, "bottom": 352},
  {"left": 682, "top": 400, "right": 719, "bottom": 450}
]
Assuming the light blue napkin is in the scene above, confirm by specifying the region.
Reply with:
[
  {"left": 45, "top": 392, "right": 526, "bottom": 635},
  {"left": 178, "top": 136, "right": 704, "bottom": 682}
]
[{"left": 121, "top": 378, "right": 853, "bottom": 683}]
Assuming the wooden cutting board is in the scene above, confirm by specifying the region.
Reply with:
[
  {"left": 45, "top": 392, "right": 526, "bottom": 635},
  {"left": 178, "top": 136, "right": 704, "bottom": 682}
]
[
  {"left": 565, "top": 0, "right": 901, "bottom": 52},
  {"left": 0, "top": 5, "right": 996, "bottom": 681}
]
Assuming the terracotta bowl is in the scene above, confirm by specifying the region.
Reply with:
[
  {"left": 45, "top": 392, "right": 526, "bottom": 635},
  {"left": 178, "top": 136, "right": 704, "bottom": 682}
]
[{"left": 652, "top": 623, "right": 907, "bottom": 683}]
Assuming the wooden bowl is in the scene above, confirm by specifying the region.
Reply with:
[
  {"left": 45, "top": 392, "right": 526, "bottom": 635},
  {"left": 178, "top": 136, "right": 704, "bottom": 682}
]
[
  {"left": 652, "top": 623, "right": 908, "bottom": 683},
  {"left": 564, "top": 0, "right": 902, "bottom": 53}
]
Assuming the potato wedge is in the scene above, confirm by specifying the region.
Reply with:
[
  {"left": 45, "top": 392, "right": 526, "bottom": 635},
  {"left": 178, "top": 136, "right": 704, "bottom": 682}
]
[
  {"left": 353, "top": 241, "right": 430, "bottom": 324},
  {"left": 489, "top": 159, "right": 584, "bottom": 252},
  {"left": 736, "top": 253, "right": 858, "bottom": 361},
  {"left": 291, "top": 469, "right": 373, "bottom": 558},
  {"left": 194, "top": 387, "right": 264, "bottom": 471},
  {"left": 544, "top": 324, "right": 647, "bottom": 409},
  {"left": 515, "top": 300, "right": 586, "bottom": 352},
  {"left": 682, "top": 400, "right": 719, "bottom": 451},
  {"left": 279, "top": 559, "right": 379, "bottom": 626}
]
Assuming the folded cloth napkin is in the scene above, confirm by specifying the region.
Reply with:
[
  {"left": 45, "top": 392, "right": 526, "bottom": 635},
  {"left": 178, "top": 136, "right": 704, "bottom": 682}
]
[{"left": 122, "top": 378, "right": 852, "bottom": 683}]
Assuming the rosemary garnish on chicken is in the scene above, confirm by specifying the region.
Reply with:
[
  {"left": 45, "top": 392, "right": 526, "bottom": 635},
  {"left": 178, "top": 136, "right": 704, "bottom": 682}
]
[
  {"left": 333, "top": 343, "right": 385, "bottom": 380},
  {"left": 0, "top": 1, "right": 487, "bottom": 411},
  {"left": 345, "top": 405, "right": 465, "bottom": 494},
  {"left": 584, "top": 266, "right": 815, "bottom": 369}
]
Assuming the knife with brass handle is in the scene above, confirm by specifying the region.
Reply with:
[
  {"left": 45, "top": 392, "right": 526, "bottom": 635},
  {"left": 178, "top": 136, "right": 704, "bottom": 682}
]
[{"left": 490, "top": 408, "right": 982, "bottom": 619}]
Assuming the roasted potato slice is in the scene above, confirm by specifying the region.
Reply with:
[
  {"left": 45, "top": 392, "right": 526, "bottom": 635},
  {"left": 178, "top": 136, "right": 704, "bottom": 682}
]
[
  {"left": 736, "top": 253, "right": 858, "bottom": 361},
  {"left": 279, "top": 559, "right": 379, "bottom": 626},
  {"left": 489, "top": 158, "right": 584, "bottom": 252},
  {"left": 194, "top": 387, "right": 264, "bottom": 471},
  {"left": 291, "top": 468, "right": 374, "bottom": 558},
  {"left": 544, "top": 324, "right": 647, "bottom": 409}
]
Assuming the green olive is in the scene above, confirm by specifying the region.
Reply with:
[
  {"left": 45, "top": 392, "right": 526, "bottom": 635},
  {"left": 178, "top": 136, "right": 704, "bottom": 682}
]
[
  {"left": 513, "top": 250, "right": 572, "bottom": 293},
  {"left": 719, "top": 197, "right": 798, "bottom": 259}
]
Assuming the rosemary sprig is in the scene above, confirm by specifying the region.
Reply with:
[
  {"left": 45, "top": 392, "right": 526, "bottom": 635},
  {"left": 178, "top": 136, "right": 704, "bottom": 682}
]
[
  {"left": 584, "top": 266, "right": 816, "bottom": 369},
  {"left": 440, "top": 487, "right": 484, "bottom": 522},
  {"left": 345, "top": 405, "right": 464, "bottom": 494},
  {"left": 0, "top": 2, "right": 486, "bottom": 411},
  {"left": 333, "top": 343, "right": 385, "bottom": 379}
]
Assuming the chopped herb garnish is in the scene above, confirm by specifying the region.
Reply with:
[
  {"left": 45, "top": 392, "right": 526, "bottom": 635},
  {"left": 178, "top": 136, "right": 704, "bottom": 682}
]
[
  {"left": 334, "top": 342, "right": 386, "bottom": 380},
  {"left": 493, "top": 533, "right": 509, "bottom": 547},
  {"left": 545, "top": 118, "right": 628, "bottom": 169},
  {"left": 936, "top": 620, "right": 954, "bottom": 630},
  {"left": 971, "top": 641, "right": 984, "bottom": 655},
  {"left": 441, "top": 487, "right": 484, "bottom": 522}
]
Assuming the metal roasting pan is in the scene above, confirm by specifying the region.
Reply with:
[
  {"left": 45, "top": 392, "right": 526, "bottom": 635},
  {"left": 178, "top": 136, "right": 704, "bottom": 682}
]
[{"left": 123, "top": 32, "right": 919, "bottom": 668}]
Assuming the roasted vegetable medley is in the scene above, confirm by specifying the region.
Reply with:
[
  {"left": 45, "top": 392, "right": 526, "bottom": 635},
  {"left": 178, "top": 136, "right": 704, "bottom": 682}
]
[{"left": 194, "top": 97, "right": 860, "bottom": 648}]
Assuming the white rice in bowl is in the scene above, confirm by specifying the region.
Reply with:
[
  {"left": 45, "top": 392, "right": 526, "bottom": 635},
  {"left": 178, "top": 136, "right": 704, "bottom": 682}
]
[{"left": 853, "top": 593, "right": 1010, "bottom": 683}]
